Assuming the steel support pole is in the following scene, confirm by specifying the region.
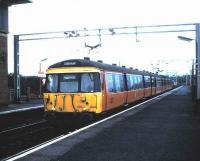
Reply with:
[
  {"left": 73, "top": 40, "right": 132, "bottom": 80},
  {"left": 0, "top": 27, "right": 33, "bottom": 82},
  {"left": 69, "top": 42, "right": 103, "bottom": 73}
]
[
  {"left": 196, "top": 24, "right": 200, "bottom": 100},
  {"left": 14, "top": 35, "right": 20, "bottom": 103}
]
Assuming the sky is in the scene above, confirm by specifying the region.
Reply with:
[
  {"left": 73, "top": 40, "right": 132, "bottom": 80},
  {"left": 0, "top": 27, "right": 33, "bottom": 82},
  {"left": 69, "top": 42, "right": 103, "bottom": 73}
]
[{"left": 7, "top": 0, "right": 200, "bottom": 76}]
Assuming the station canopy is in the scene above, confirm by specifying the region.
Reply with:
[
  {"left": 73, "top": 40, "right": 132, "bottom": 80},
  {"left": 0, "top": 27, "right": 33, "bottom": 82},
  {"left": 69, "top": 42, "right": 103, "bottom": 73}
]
[{"left": 0, "top": 0, "right": 32, "bottom": 5}]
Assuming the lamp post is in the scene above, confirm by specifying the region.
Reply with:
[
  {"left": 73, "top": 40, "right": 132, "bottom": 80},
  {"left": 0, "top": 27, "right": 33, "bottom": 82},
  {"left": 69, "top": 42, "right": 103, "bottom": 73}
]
[
  {"left": 178, "top": 23, "right": 200, "bottom": 100},
  {"left": 177, "top": 36, "right": 196, "bottom": 94},
  {"left": 38, "top": 58, "right": 48, "bottom": 98},
  {"left": 196, "top": 24, "right": 200, "bottom": 101}
]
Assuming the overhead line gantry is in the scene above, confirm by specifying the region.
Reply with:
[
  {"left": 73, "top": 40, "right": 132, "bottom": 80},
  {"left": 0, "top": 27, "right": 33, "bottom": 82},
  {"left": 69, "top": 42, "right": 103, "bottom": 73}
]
[{"left": 14, "top": 23, "right": 200, "bottom": 102}]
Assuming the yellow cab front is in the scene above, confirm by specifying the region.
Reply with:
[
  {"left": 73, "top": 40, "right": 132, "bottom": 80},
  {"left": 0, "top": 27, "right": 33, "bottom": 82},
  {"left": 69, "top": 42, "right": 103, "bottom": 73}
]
[{"left": 43, "top": 67, "right": 103, "bottom": 115}]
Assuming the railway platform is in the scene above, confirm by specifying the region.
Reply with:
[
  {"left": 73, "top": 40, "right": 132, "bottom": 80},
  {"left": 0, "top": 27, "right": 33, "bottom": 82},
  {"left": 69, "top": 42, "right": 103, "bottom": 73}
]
[
  {"left": 10, "top": 86, "right": 200, "bottom": 161},
  {"left": 0, "top": 100, "right": 43, "bottom": 115}
]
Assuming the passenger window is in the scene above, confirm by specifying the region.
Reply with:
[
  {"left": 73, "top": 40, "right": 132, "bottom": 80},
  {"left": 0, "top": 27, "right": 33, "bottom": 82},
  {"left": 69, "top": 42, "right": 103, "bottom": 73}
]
[
  {"left": 126, "top": 75, "right": 131, "bottom": 91},
  {"left": 133, "top": 75, "right": 138, "bottom": 89},
  {"left": 115, "top": 74, "right": 125, "bottom": 92},
  {"left": 114, "top": 74, "right": 121, "bottom": 92},
  {"left": 141, "top": 76, "right": 144, "bottom": 88},
  {"left": 120, "top": 74, "right": 125, "bottom": 91},
  {"left": 138, "top": 76, "right": 144, "bottom": 89},
  {"left": 127, "top": 74, "right": 139, "bottom": 90},
  {"left": 106, "top": 74, "right": 115, "bottom": 92},
  {"left": 162, "top": 79, "right": 164, "bottom": 86},
  {"left": 129, "top": 75, "right": 133, "bottom": 90},
  {"left": 127, "top": 74, "right": 133, "bottom": 90},
  {"left": 152, "top": 77, "right": 156, "bottom": 87},
  {"left": 144, "top": 76, "right": 151, "bottom": 88},
  {"left": 156, "top": 78, "right": 161, "bottom": 87}
]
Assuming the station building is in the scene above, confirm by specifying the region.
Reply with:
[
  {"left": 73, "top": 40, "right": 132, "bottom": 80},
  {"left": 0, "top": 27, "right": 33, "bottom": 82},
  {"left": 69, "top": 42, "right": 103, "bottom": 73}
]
[{"left": 0, "top": 0, "right": 31, "bottom": 106}]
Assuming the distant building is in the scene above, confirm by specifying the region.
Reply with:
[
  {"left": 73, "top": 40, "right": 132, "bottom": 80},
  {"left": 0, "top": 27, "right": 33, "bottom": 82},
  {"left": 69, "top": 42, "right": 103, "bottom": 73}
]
[{"left": 0, "top": 0, "right": 31, "bottom": 106}]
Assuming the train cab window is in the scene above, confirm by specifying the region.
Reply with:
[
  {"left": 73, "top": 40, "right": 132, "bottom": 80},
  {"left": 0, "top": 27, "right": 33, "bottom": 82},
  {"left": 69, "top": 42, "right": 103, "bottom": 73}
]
[
  {"left": 81, "top": 73, "right": 101, "bottom": 92},
  {"left": 60, "top": 74, "right": 79, "bottom": 92},
  {"left": 93, "top": 73, "right": 101, "bottom": 92},
  {"left": 59, "top": 73, "right": 100, "bottom": 93},
  {"left": 81, "top": 73, "right": 95, "bottom": 92},
  {"left": 46, "top": 74, "right": 58, "bottom": 92}
]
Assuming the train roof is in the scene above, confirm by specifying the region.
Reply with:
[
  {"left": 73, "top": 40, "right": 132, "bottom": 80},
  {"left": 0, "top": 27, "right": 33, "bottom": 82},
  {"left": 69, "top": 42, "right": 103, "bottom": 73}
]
[{"left": 48, "top": 59, "right": 159, "bottom": 76}]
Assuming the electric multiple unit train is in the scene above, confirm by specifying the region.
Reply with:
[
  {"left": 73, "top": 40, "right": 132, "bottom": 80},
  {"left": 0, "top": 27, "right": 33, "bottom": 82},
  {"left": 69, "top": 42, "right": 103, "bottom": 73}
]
[{"left": 43, "top": 58, "right": 173, "bottom": 122}]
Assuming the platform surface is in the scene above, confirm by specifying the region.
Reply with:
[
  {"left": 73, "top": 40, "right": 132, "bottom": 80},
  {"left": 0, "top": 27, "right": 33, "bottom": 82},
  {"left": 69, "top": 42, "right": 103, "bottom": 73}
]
[
  {"left": 17, "top": 86, "right": 200, "bottom": 161},
  {"left": 0, "top": 100, "right": 43, "bottom": 115}
]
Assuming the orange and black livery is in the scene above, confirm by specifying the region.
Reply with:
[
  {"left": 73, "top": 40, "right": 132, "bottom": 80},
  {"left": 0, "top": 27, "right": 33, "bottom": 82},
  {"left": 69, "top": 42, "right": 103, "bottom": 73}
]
[{"left": 43, "top": 58, "right": 173, "bottom": 123}]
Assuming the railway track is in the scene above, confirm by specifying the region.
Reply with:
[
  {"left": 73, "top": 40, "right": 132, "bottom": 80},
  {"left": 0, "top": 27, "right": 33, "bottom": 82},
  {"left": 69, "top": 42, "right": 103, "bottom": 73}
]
[
  {"left": 0, "top": 108, "right": 44, "bottom": 132},
  {"left": 0, "top": 119, "right": 54, "bottom": 160},
  {"left": 1, "top": 88, "right": 178, "bottom": 161},
  {"left": 0, "top": 116, "right": 87, "bottom": 160},
  {"left": 0, "top": 106, "right": 124, "bottom": 160},
  {"left": 0, "top": 120, "right": 47, "bottom": 138}
]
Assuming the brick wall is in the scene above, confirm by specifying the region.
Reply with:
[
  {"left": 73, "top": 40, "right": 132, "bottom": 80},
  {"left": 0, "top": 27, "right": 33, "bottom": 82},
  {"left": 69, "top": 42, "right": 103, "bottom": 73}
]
[{"left": 0, "top": 34, "right": 9, "bottom": 106}]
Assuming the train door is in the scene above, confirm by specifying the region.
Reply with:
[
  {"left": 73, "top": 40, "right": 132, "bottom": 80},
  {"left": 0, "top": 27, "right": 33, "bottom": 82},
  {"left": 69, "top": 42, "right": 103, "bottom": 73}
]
[
  {"left": 101, "top": 71, "right": 107, "bottom": 111},
  {"left": 105, "top": 72, "right": 126, "bottom": 110}
]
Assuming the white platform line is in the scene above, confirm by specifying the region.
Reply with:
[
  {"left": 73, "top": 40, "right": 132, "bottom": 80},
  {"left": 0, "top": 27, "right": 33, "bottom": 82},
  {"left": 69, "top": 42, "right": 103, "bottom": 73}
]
[
  {"left": 0, "top": 105, "right": 43, "bottom": 115},
  {"left": 6, "top": 86, "right": 182, "bottom": 161}
]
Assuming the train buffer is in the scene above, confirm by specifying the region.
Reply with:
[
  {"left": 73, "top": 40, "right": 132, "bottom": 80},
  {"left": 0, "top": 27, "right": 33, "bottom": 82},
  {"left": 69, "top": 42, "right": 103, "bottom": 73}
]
[{"left": 8, "top": 86, "right": 200, "bottom": 161}]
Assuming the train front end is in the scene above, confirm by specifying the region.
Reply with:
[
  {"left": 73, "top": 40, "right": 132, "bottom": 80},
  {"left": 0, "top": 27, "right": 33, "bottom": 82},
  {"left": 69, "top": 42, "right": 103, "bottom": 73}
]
[{"left": 43, "top": 62, "right": 103, "bottom": 122}]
